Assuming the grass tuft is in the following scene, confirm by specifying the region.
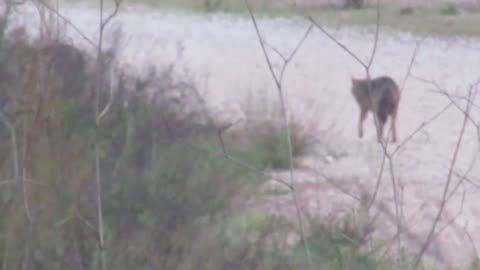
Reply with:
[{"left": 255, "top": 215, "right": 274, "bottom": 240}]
[
  {"left": 237, "top": 93, "right": 319, "bottom": 170},
  {"left": 439, "top": 3, "right": 459, "bottom": 15}
]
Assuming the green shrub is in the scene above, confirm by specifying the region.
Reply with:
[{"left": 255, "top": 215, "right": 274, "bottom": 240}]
[
  {"left": 0, "top": 21, "right": 270, "bottom": 269},
  {"left": 440, "top": 3, "right": 459, "bottom": 15},
  {"left": 304, "top": 224, "right": 377, "bottom": 270},
  {"left": 239, "top": 95, "right": 318, "bottom": 170},
  {"left": 257, "top": 129, "right": 291, "bottom": 169}
]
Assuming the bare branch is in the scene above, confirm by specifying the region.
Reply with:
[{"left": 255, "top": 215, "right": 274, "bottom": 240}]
[
  {"left": 367, "top": 152, "right": 387, "bottom": 209},
  {"left": 93, "top": 0, "right": 123, "bottom": 269},
  {"left": 414, "top": 88, "right": 473, "bottom": 268},
  {"left": 279, "top": 23, "right": 313, "bottom": 83},
  {"left": 77, "top": 214, "right": 99, "bottom": 240},
  {"left": 414, "top": 75, "right": 480, "bottom": 131},
  {"left": 264, "top": 41, "right": 287, "bottom": 62},
  {"left": 451, "top": 168, "right": 480, "bottom": 190},
  {"left": 101, "top": 0, "right": 121, "bottom": 30},
  {"left": 437, "top": 190, "right": 466, "bottom": 235},
  {"left": 244, "top": 0, "right": 281, "bottom": 89},
  {"left": 286, "top": 23, "right": 314, "bottom": 63},
  {"left": 445, "top": 147, "right": 478, "bottom": 202},
  {"left": 263, "top": 22, "right": 313, "bottom": 86},
  {"left": 35, "top": 0, "right": 97, "bottom": 48},
  {"left": 308, "top": 0, "right": 407, "bottom": 252},
  {"left": 464, "top": 225, "right": 479, "bottom": 262},
  {"left": 96, "top": 64, "right": 116, "bottom": 124},
  {"left": 399, "top": 39, "right": 424, "bottom": 94},
  {"left": 244, "top": 1, "right": 313, "bottom": 268},
  {"left": 392, "top": 101, "right": 454, "bottom": 155},
  {"left": 308, "top": 16, "right": 366, "bottom": 68}
]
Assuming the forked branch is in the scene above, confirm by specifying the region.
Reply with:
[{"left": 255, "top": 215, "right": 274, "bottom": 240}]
[
  {"left": 244, "top": 0, "right": 314, "bottom": 268},
  {"left": 413, "top": 88, "right": 474, "bottom": 268}
]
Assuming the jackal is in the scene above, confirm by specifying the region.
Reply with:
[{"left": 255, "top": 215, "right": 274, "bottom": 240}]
[{"left": 350, "top": 76, "right": 400, "bottom": 143}]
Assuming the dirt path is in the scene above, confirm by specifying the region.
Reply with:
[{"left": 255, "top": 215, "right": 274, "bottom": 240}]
[{"left": 14, "top": 4, "right": 480, "bottom": 269}]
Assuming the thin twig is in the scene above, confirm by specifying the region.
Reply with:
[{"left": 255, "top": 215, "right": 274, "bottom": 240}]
[
  {"left": 35, "top": 0, "right": 96, "bottom": 48},
  {"left": 435, "top": 190, "right": 466, "bottom": 238},
  {"left": 414, "top": 89, "right": 473, "bottom": 268},
  {"left": 419, "top": 77, "right": 480, "bottom": 128},
  {"left": 94, "top": 145, "right": 106, "bottom": 270},
  {"left": 308, "top": 16, "right": 366, "bottom": 68},
  {"left": 451, "top": 169, "right": 480, "bottom": 190},
  {"left": 244, "top": 1, "right": 313, "bottom": 268},
  {"left": 96, "top": 60, "right": 116, "bottom": 124},
  {"left": 367, "top": 151, "right": 387, "bottom": 209},
  {"left": 245, "top": 1, "right": 280, "bottom": 89},
  {"left": 93, "top": 0, "right": 122, "bottom": 269},
  {"left": 445, "top": 147, "right": 478, "bottom": 202},
  {"left": 310, "top": 0, "right": 406, "bottom": 252},
  {"left": 279, "top": 23, "right": 314, "bottom": 83},
  {"left": 77, "top": 214, "right": 101, "bottom": 243},
  {"left": 382, "top": 38, "right": 423, "bottom": 151},
  {"left": 392, "top": 101, "right": 454, "bottom": 155},
  {"left": 399, "top": 38, "right": 424, "bottom": 94},
  {"left": 368, "top": 0, "right": 403, "bottom": 239},
  {"left": 101, "top": 0, "right": 121, "bottom": 30},
  {"left": 370, "top": 33, "right": 423, "bottom": 214},
  {"left": 21, "top": 118, "right": 32, "bottom": 224},
  {"left": 464, "top": 225, "right": 479, "bottom": 262},
  {"left": 264, "top": 41, "right": 287, "bottom": 62}
]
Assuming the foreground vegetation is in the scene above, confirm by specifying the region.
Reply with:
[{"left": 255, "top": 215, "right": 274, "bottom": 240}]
[{"left": 0, "top": 14, "right": 284, "bottom": 269}]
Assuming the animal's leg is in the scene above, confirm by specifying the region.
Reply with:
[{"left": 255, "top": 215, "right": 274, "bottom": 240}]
[
  {"left": 391, "top": 110, "right": 398, "bottom": 143},
  {"left": 358, "top": 108, "right": 368, "bottom": 138},
  {"left": 377, "top": 121, "right": 385, "bottom": 143},
  {"left": 374, "top": 113, "right": 386, "bottom": 143}
]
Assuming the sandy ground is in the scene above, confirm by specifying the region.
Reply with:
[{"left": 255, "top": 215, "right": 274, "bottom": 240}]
[{"left": 11, "top": 4, "right": 480, "bottom": 269}]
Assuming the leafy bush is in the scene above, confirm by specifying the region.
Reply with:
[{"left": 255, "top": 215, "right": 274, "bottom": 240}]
[
  {"left": 303, "top": 223, "right": 377, "bottom": 270},
  {"left": 0, "top": 19, "right": 270, "bottom": 269},
  {"left": 239, "top": 95, "right": 318, "bottom": 170},
  {"left": 440, "top": 3, "right": 459, "bottom": 15},
  {"left": 203, "top": 0, "right": 223, "bottom": 11}
]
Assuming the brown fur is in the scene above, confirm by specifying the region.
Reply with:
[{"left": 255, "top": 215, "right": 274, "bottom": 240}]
[{"left": 350, "top": 76, "right": 400, "bottom": 143}]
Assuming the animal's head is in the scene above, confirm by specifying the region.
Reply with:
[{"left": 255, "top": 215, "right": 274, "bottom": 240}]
[{"left": 350, "top": 76, "right": 362, "bottom": 92}]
